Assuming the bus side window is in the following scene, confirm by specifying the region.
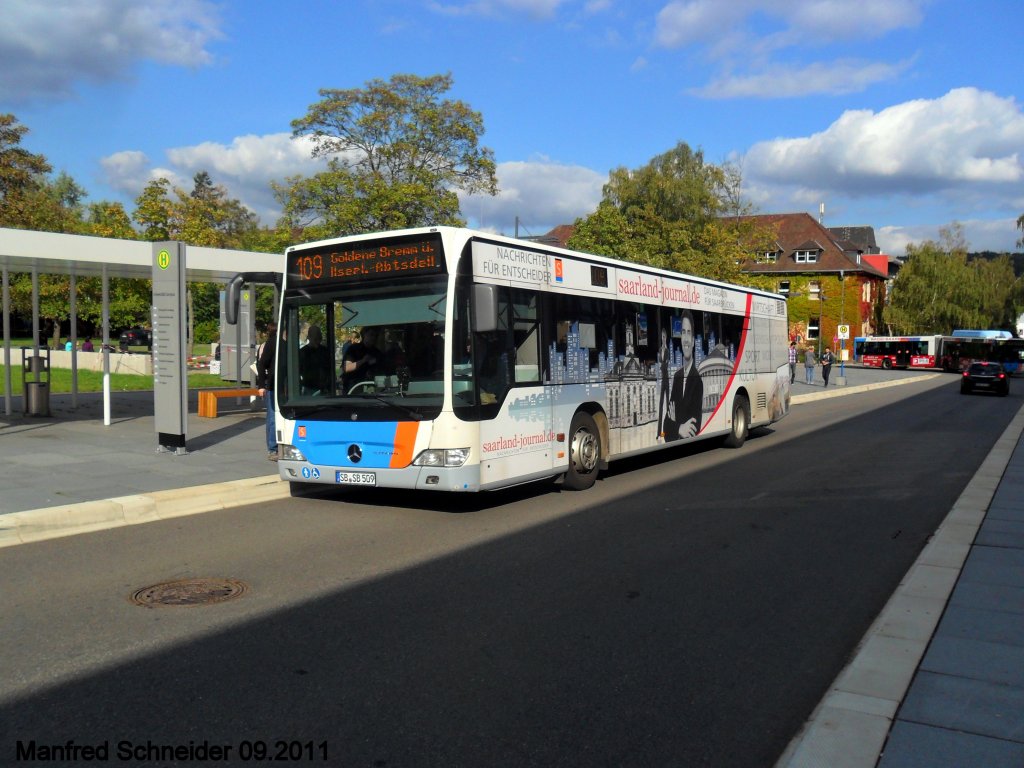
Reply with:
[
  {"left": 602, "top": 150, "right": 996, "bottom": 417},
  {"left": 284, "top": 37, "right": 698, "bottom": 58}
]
[{"left": 512, "top": 288, "right": 540, "bottom": 383}]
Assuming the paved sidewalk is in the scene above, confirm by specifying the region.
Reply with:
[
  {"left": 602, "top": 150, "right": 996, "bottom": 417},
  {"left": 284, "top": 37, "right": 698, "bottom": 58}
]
[
  {"left": 0, "top": 389, "right": 288, "bottom": 546},
  {"left": 875, "top": 421, "right": 1024, "bottom": 766},
  {"left": 779, "top": 394, "right": 1024, "bottom": 767}
]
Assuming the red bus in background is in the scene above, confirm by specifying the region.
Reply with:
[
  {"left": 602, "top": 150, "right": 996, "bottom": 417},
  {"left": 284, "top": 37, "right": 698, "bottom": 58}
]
[
  {"left": 855, "top": 335, "right": 940, "bottom": 369},
  {"left": 854, "top": 331, "right": 1024, "bottom": 374}
]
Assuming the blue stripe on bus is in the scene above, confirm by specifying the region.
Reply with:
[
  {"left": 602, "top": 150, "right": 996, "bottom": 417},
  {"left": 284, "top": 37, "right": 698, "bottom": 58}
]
[{"left": 295, "top": 420, "right": 406, "bottom": 469}]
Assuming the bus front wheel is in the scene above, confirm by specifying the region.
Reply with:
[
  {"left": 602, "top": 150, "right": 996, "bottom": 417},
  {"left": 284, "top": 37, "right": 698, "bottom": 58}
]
[
  {"left": 564, "top": 411, "right": 601, "bottom": 490},
  {"left": 882, "top": 358, "right": 893, "bottom": 369},
  {"left": 723, "top": 395, "right": 750, "bottom": 449}
]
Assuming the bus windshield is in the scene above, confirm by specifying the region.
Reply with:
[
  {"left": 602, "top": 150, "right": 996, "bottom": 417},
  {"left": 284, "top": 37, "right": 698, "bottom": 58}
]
[{"left": 277, "top": 276, "right": 449, "bottom": 420}]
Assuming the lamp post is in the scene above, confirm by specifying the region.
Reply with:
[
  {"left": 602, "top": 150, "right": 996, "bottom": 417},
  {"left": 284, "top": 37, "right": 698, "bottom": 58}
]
[
  {"left": 838, "top": 271, "right": 847, "bottom": 383},
  {"left": 817, "top": 291, "right": 826, "bottom": 359}
]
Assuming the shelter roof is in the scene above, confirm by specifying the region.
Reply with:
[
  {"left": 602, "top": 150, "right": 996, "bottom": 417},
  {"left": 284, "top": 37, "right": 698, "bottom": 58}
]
[{"left": 0, "top": 228, "right": 281, "bottom": 281}]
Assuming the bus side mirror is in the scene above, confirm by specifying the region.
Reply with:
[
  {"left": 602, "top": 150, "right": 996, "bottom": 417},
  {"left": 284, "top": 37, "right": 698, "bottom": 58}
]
[
  {"left": 473, "top": 284, "right": 498, "bottom": 333},
  {"left": 225, "top": 274, "right": 245, "bottom": 325}
]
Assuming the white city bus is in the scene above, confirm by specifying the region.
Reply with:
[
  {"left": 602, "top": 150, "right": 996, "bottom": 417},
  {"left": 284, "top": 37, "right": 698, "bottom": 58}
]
[{"left": 237, "top": 226, "right": 791, "bottom": 492}]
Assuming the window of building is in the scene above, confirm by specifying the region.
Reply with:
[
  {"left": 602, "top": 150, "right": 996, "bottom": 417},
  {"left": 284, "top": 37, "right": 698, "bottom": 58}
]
[
  {"left": 795, "top": 250, "right": 818, "bottom": 263},
  {"left": 761, "top": 251, "right": 779, "bottom": 263},
  {"left": 778, "top": 280, "right": 790, "bottom": 295},
  {"left": 809, "top": 280, "right": 821, "bottom": 299},
  {"left": 807, "top": 319, "right": 819, "bottom": 339}
]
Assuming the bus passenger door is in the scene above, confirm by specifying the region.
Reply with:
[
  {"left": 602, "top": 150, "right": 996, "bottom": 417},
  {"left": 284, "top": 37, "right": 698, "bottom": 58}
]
[{"left": 477, "top": 287, "right": 554, "bottom": 487}]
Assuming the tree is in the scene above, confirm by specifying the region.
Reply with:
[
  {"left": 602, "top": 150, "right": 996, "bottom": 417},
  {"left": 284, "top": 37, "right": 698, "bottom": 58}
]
[
  {"left": 884, "top": 224, "right": 1024, "bottom": 333},
  {"left": 567, "top": 143, "right": 747, "bottom": 283},
  {"left": 86, "top": 201, "right": 136, "bottom": 239},
  {"left": 131, "top": 173, "right": 267, "bottom": 351},
  {"left": 277, "top": 72, "right": 498, "bottom": 239},
  {"left": 0, "top": 113, "right": 52, "bottom": 228}
]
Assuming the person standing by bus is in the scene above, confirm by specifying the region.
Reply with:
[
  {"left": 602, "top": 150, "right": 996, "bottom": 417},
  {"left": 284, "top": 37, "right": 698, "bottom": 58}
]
[
  {"left": 804, "top": 346, "right": 815, "bottom": 384},
  {"left": 788, "top": 341, "right": 797, "bottom": 383},
  {"left": 256, "top": 321, "right": 278, "bottom": 461},
  {"left": 821, "top": 346, "right": 834, "bottom": 387}
]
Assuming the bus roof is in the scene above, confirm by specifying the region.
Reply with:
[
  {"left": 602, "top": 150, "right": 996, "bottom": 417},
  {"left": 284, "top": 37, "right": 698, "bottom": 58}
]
[
  {"left": 286, "top": 225, "right": 785, "bottom": 302},
  {"left": 951, "top": 329, "right": 1014, "bottom": 339}
]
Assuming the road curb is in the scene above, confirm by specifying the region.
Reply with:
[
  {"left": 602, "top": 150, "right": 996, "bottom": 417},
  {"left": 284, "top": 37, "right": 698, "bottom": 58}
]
[
  {"left": 789, "top": 373, "right": 944, "bottom": 404},
  {"left": 0, "top": 475, "right": 290, "bottom": 548},
  {"left": 775, "top": 400, "right": 1024, "bottom": 768}
]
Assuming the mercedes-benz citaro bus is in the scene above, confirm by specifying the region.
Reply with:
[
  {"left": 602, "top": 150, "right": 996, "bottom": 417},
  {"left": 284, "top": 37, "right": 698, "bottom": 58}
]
[{"left": 227, "top": 227, "right": 791, "bottom": 493}]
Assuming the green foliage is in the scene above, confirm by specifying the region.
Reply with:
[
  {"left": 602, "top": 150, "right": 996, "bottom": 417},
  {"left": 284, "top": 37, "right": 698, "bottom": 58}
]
[
  {"left": 0, "top": 113, "right": 53, "bottom": 228},
  {"left": 86, "top": 201, "right": 137, "bottom": 239},
  {"left": 132, "top": 175, "right": 261, "bottom": 247},
  {"left": 193, "top": 319, "right": 220, "bottom": 344},
  {"left": 567, "top": 142, "right": 746, "bottom": 283},
  {"left": 885, "top": 224, "right": 1024, "bottom": 334},
  {"left": 279, "top": 72, "right": 497, "bottom": 237}
]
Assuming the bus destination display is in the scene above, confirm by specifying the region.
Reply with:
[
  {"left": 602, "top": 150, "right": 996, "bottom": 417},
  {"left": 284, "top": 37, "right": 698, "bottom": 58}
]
[{"left": 288, "top": 236, "right": 443, "bottom": 285}]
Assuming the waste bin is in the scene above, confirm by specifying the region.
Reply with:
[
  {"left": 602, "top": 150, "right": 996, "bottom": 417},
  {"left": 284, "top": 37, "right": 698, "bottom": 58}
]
[
  {"left": 26, "top": 355, "right": 45, "bottom": 374},
  {"left": 25, "top": 381, "right": 50, "bottom": 417}
]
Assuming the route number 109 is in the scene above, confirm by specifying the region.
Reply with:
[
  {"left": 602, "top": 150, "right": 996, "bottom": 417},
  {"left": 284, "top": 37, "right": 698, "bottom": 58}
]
[{"left": 296, "top": 254, "right": 323, "bottom": 281}]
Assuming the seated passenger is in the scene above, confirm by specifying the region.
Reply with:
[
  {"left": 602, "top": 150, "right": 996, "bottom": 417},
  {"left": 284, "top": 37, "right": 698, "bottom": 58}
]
[{"left": 298, "top": 325, "right": 332, "bottom": 394}]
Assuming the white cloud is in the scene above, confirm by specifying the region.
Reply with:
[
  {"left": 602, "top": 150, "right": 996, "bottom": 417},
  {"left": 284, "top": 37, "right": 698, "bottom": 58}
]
[
  {"left": 101, "top": 134, "right": 326, "bottom": 224},
  {"left": 878, "top": 218, "right": 1021, "bottom": 255},
  {"left": 655, "top": 0, "right": 924, "bottom": 51},
  {"left": 428, "top": 0, "right": 568, "bottom": 19},
  {"left": 654, "top": 0, "right": 925, "bottom": 98},
  {"left": 0, "top": 0, "right": 222, "bottom": 102},
  {"left": 737, "top": 89, "right": 1024, "bottom": 256},
  {"left": 461, "top": 159, "right": 605, "bottom": 233},
  {"left": 694, "top": 58, "right": 913, "bottom": 99},
  {"left": 100, "top": 138, "right": 603, "bottom": 233},
  {"left": 745, "top": 88, "right": 1024, "bottom": 197}
]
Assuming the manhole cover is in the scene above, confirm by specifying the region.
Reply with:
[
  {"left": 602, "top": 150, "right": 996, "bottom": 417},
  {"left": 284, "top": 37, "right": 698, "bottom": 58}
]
[{"left": 130, "top": 578, "right": 248, "bottom": 607}]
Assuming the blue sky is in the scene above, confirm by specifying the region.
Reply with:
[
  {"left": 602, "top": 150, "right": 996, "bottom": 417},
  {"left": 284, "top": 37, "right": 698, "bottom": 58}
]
[{"left": 2, "top": 0, "right": 1022, "bottom": 255}]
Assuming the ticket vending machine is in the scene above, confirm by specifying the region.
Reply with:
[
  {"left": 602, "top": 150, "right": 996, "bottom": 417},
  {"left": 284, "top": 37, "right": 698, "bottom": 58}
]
[{"left": 219, "top": 288, "right": 257, "bottom": 383}]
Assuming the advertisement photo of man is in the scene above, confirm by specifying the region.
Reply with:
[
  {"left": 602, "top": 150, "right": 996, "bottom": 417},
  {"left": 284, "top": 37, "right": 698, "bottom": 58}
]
[{"left": 665, "top": 309, "right": 703, "bottom": 441}]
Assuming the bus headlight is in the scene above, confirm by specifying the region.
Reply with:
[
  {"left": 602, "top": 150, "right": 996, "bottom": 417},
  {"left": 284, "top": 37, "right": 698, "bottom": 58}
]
[
  {"left": 413, "top": 448, "right": 470, "bottom": 467},
  {"left": 279, "top": 444, "right": 307, "bottom": 462}
]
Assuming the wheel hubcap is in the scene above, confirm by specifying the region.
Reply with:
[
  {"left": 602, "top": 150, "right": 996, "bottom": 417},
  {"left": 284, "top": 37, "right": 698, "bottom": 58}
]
[{"left": 571, "top": 428, "right": 599, "bottom": 474}]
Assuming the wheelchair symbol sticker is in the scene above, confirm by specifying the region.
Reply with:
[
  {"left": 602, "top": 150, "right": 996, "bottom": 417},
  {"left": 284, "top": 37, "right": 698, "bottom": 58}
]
[{"left": 301, "top": 467, "right": 321, "bottom": 480}]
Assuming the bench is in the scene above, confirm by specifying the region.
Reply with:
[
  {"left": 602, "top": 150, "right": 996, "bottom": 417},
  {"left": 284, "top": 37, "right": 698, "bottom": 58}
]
[{"left": 198, "top": 388, "right": 260, "bottom": 418}]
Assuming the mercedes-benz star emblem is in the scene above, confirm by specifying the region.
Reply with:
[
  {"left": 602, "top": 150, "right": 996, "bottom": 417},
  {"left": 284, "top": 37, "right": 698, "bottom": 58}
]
[{"left": 347, "top": 444, "right": 362, "bottom": 463}]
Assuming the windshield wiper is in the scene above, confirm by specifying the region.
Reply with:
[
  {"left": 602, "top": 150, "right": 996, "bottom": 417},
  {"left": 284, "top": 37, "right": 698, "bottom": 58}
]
[
  {"left": 360, "top": 393, "right": 423, "bottom": 421},
  {"left": 283, "top": 402, "right": 351, "bottom": 418}
]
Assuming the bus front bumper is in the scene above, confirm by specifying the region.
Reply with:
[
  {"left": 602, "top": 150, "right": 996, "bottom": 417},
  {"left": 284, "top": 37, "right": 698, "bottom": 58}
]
[{"left": 278, "top": 460, "right": 482, "bottom": 492}]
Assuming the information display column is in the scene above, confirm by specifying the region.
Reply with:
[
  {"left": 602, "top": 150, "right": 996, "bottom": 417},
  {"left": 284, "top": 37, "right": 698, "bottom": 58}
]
[{"left": 152, "top": 242, "right": 188, "bottom": 453}]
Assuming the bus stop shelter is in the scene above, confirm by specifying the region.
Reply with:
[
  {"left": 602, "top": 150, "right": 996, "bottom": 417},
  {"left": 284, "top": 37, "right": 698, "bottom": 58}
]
[{"left": 0, "top": 227, "right": 281, "bottom": 422}]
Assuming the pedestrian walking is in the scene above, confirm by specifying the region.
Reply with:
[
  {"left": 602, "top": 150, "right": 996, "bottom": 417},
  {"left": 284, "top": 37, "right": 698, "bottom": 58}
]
[
  {"left": 821, "top": 346, "right": 834, "bottom": 387},
  {"left": 788, "top": 341, "right": 797, "bottom": 384},
  {"left": 804, "top": 347, "right": 815, "bottom": 384}
]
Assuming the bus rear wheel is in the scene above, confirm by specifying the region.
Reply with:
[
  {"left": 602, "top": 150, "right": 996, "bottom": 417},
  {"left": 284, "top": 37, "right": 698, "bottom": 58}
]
[
  {"left": 882, "top": 358, "right": 893, "bottom": 369},
  {"left": 723, "top": 395, "right": 750, "bottom": 448},
  {"left": 563, "top": 411, "right": 601, "bottom": 490}
]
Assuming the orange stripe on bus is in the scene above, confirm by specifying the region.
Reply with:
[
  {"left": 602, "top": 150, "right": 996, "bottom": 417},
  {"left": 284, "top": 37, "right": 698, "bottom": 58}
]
[{"left": 390, "top": 421, "right": 420, "bottom": 468}]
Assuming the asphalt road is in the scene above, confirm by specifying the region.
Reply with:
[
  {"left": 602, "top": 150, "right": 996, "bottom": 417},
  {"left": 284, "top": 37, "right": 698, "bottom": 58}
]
[{"left": 0, "top": 374, "right": 1016, "bottom": 767}]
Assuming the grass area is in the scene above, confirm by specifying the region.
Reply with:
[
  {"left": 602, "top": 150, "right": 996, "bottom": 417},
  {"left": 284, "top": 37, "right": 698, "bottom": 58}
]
[
  {"left": 0, "top": 365, "right": 232, "bottom": 395},
  {"left": 4, "top": 339, "right": 213, "bottom": 356}
]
